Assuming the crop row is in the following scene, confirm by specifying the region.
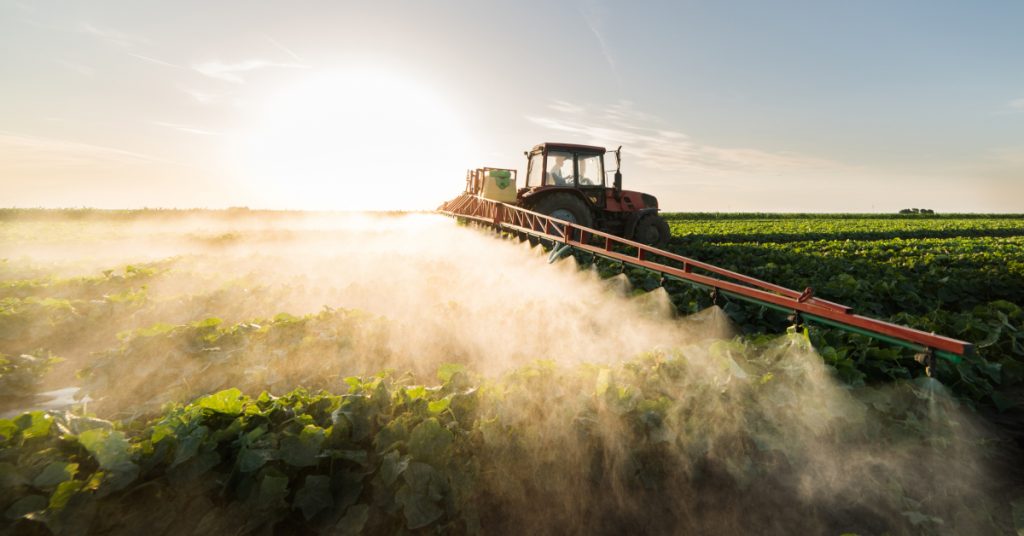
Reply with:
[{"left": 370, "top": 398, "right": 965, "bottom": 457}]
[{"left": 664, "top": 215, "right": 1024, "bottom": 243}]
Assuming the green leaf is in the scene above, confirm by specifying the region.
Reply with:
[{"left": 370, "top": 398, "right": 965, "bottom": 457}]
[
  {"left": 191, "top": 317, "right": 223, "bottom": 329},
  {"left": 171, "top": 425, "right": 208, "bottom": 467},
  {"left": 595, "top": 368, "right": 611, "bottom": 396},
  {"left": 407, "top": 418, "right": 452, "bottom": 464},
  {"left": 238, "top": 447, "right": 276, "bottom": 473},
  {"left": 272, "top": 312, "right": 301, "bottom": 323},
  {"left": 78, "top": 429, "right": 132, "bottom": 470},
  {"left": 149, "top": 424, "right": 174, "bottom": 444},
  {"left": 396, "top": 462, "right": 446, "bottom": 529},
  {"left": 427, "top": 398, "right": 451, "bottom": 414},
  {"left": 333, "top": 470, "right": 364, "bottom": 512},
  {"left": 327, "top": 449, "right": 368, "bottom": 465},
  {"left": 374, "top": 417, "right": 409, "bottom": 454},
  {"left": 0, "top": 462, "right": 28, "bottom": 489},
  {"left": 437, "top": 363, "right": 465, "bottom": 383},
  {"left": 0, "top": 419, "right": 17, "bottom": 442},
  {"left": 135, "top": 322, "right": 176, "bottom": 338},
  {"left": 991, "top": 391, "right": 1018, "bottom": 412},
  {"left": 33, "top": 462, "right": 78, "bottom": 489},
  {"left": 14, "top": 411, "right": 52, "bottom": 440},
  {"left": 397, "top": 488, "right": 444, "bottom": 530},
  {"left": 171, "top": 450, "right": 219, "bottom": 483},
  {"left": 334, "top": 504, "right": 370, "bottom": 536},
  {"left": 49, "top": 479, "right": 84, "bottom": 510},
  {"left": 196, "top": 388, "right": 245, "bottom": 415},
  {"left": 5, "top": 494, "right": 47, "bottom": 520},
  {"left": 257, "top": 473, "right": 289, "bottom": 510},
  {"left": 294, "top": 475, "right": 333, "bottom": 521},
  {"left": 104, "top": 462, "right": 141, "bottom": 492},
  {"left": 280, "top": 425, "right": 325, "bottom": 467},
  {"left": 336, "top": 398, "right": 373, "bottom": 443},
  {"left": 403, "top": 462, "right": 445, "bottom": 498},
  {"left": 378, "top": 450, "right": 409, "bottom": 487}
]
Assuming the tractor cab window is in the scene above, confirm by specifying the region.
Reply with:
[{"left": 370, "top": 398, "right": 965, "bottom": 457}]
[
  {"left": 578, "top": 154, "right": 603, "bottom": 186},
  {"left": 527, "top": 152, "right": 544, "bottom": 187},
  {"left": 545, "top": 151, "right": 574, "bottom": 186}
]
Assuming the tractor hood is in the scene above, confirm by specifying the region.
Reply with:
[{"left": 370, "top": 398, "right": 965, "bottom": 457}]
[{"left": 613, "top": 190, "right": 659, "bottom": 211}]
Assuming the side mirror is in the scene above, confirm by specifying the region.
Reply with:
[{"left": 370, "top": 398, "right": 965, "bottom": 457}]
[{"left": 614, "top": 171, "right": 622, "bottom": 191}]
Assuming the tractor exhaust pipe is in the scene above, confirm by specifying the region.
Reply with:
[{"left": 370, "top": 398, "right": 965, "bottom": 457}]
[{"left": 613, "top": 145, "right": 623, "bottom": 194}]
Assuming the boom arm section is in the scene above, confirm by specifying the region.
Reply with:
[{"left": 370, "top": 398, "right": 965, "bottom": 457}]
[{"left": 439, "top": 194, "right": 975, "bottom": 365}]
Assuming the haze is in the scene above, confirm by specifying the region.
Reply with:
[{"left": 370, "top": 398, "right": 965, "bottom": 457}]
[{"left": 1, "top": 0, "right": 1022, "bottom": 212}]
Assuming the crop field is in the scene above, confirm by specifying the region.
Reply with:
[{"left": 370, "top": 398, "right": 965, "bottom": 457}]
[
  {"left": 663, "top": 215, "right": 1024, "bottom": 402},
  {"left": 2, "top": 209, "right": 1024, "bottom": 535}
]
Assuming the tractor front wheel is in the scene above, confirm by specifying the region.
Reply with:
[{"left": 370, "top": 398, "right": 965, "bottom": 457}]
[
  {"left": 634, "top": 213, "right": 671, "bottom": 248},
  {"left": 533, "top": 193, "right": 594, "bottom": 228}
]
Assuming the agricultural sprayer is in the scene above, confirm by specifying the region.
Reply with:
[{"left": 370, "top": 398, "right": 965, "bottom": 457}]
[{"left": 440, "top": 142, "right": 975, "bottom": 374}]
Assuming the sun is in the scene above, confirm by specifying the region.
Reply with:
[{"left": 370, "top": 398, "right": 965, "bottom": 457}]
[{"left": 233, "top": 69, "right": 471, "bottom": 211}]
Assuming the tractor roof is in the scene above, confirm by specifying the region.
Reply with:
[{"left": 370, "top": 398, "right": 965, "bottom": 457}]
[{"left": 531, "top": 142, "right": 606, "bottom": 155}]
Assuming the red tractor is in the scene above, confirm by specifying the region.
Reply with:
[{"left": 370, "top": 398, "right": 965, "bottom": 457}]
[{"left": 516, "top": 142, "right": 671, "bottom": 248}]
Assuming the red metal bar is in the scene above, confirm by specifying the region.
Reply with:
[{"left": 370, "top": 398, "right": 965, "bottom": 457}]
[
  {"left": 439, "top": 197, "right": 974, "bottom": 357},
  {"left": 566, "top": 237, "right": 970, "bottom": 355}
]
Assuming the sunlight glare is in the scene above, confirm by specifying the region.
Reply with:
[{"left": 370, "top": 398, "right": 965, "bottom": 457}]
[{"left": 234, "top": 69, "right": 471, "bottom": 211}]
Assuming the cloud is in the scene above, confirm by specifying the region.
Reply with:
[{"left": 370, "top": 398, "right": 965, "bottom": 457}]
[
  {"left": 75, "top": 22, "right": 185, "bottom": 72},
  {"left": 192, "top": 59, "right": 309, "bottom": 84},
  {"left": 178, "top": 86, "right": 221, "bottom": 105},
  {"left": 265, "top": 36, "right": 307, "bottom": 64},
  {"left": 151, "top": 121, "right": 222, "bottom": 136},
  {"left": 604, "top": 100, "right": 664, "bottom": 125},
  {"left": 126, "top": 52, "right": 185, "bottom": 70},
  {"left": 549, "top": 101, "right": 585, "bottom": 114},
  {"left": 528, "top": 100, "right": 839, "bottom": 175},
  {"left": 77, "top": 22, "right": 149, "bottom": 48},
  {"left": 0, "top": 131, "right": 175, "bottom": 171},
  {"left": 1010, "top": 98, "right": 1024, "bottom": 110},
  {"left": 579, "top": 0, "right": 619, "bottom": 86}
]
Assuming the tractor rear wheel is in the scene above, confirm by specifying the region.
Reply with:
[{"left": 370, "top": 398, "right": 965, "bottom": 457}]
[
  {"left": 533, "top": 193, "right": 594, "bottom": 228},
  {"left": 634, "top": 213, "right": 671, "bottom": 248}
]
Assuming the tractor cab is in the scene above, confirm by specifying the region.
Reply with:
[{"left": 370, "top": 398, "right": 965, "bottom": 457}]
[{"left": 522, "top": 143, "right": 610, "bottom": 208}]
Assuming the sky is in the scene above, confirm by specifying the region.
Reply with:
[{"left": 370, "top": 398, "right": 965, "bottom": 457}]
[{"left": 1, "top": 0, "right": 1022, "bottom": 212}]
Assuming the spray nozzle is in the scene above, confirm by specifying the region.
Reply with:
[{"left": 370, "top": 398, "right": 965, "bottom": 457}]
[
  {"left": 788, "top": 312, "right": 804, "bottom": 329},
  {"left": 914, "top": 349, "right": 938, "bottom": 378}
]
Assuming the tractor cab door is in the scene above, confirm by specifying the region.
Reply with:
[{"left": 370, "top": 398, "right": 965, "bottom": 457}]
[{"left": 576, "top": 152, "right": 606, "bottom": 208}]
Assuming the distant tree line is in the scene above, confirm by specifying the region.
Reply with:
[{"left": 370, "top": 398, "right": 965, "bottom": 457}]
[{"left": 898, "top": 208, "right": 936, "bottom": 214}]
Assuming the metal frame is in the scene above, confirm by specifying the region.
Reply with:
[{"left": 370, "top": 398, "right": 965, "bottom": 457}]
[{"left": 439, "top": 194, "right": 975, "bottom": 364}]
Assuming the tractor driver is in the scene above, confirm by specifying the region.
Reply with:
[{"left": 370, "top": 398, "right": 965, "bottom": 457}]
[{"left": 547, "top": 154, "right": 570, "bottom": 186}]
